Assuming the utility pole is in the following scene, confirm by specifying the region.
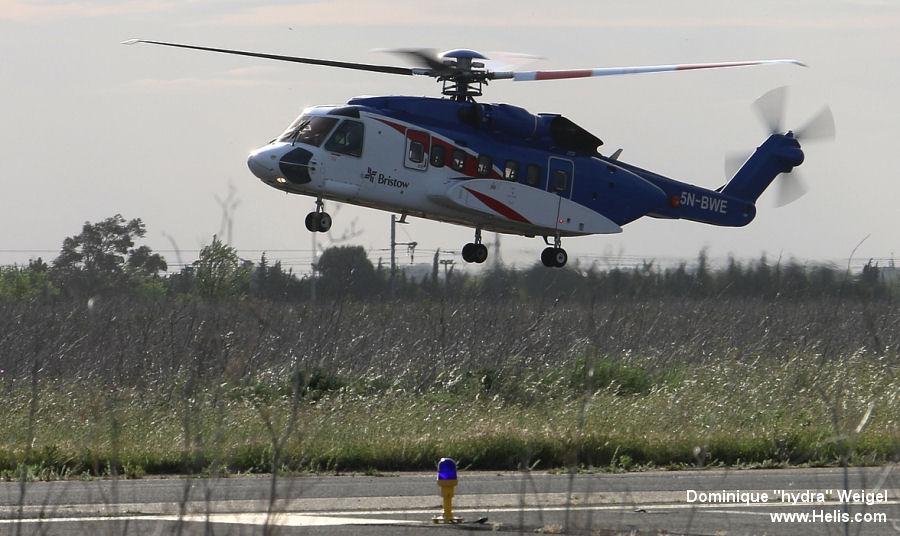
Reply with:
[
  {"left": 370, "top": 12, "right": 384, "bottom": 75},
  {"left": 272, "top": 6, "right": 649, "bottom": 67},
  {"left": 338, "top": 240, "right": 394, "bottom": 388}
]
[
  {"left": 390, "top": 214, "right": 396, "bottom": 297},
  {"left": 390, "top": 214, "right": 416, "bottom": 298},
  {"left": 440, "top": 259, "right": 455, "bottom": 281},
  {"left": 310, "top": 229, "right": 318, "bottom": 302}
]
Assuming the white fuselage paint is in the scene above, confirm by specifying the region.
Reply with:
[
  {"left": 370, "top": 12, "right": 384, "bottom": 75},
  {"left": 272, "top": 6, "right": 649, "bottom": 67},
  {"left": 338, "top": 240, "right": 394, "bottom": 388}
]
[{"left": 247, "top": 106, "right": 621, "bottom": 238}]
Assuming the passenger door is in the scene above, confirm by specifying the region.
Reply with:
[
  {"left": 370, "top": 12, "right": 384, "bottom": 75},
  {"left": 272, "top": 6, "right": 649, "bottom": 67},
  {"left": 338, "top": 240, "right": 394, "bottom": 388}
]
[{"left": 547, "top": 157, "right": 574, "bottom": 199}]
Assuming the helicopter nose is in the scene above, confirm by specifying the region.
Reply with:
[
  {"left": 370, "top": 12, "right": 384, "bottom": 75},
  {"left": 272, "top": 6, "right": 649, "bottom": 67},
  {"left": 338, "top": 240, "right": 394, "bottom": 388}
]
[{"left": 247, "top": 145, "right": 282, "bottom": 181}]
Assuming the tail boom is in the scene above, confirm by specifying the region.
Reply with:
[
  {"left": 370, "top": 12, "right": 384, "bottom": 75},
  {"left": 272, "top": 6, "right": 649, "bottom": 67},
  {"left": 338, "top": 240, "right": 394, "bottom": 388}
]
[{"left": 616, "top": 132, "right": 803, "bottom": 227}]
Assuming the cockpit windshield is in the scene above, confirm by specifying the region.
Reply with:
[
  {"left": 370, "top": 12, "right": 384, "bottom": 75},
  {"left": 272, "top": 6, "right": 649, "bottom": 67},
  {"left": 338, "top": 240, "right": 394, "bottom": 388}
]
[{"left": 278, "top": 115, "right": 339, "bottom": 147}]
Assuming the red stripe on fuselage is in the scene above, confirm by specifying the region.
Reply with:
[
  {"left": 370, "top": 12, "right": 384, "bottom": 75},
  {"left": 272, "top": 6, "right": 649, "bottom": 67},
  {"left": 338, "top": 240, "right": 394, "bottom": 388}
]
[
  {"left": 463, "top": 187, "right": 531, "bottom": 224},
  {"left": 375, "top": 117, "right": 407, "bottom": 134},
  {"left": 373, "top": 117, "right": 501, "bottom": 179}
]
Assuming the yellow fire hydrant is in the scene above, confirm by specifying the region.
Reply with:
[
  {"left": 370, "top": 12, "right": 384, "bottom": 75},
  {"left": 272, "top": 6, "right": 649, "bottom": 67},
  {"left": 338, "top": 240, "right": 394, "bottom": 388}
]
[{"left": 433, "top": 457, "right": 462, "bottom": 524}]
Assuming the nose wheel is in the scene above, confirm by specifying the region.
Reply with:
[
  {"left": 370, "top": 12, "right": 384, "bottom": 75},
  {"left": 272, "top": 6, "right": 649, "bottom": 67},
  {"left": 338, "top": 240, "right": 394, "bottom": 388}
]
[
  {"left": 540, "top": 235, "right": 568, "bottom": 268},
  {"left": 461, "top": 228, "right": 488, "bottom": 264},
  {"left": 304, "top": 198, "right": 332, "bottom": 233}
]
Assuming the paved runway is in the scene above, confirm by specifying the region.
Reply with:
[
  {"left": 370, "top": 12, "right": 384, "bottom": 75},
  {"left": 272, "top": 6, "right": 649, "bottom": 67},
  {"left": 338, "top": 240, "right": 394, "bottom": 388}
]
[{"left": 2, "top": 467, "right": 899, "bottom": 534}]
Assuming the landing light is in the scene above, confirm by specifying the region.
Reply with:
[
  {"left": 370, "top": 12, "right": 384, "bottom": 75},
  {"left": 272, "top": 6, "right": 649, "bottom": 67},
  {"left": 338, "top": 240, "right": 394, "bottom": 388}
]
[{"left": 275, "top": 177, "right": 287, "bottom": 184}]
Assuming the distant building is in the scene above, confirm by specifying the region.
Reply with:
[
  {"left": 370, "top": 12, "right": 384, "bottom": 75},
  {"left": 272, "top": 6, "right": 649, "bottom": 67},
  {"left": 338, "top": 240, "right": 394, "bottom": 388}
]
[{"left": 881, "top": 259, "right": 899, "bottom": 284}]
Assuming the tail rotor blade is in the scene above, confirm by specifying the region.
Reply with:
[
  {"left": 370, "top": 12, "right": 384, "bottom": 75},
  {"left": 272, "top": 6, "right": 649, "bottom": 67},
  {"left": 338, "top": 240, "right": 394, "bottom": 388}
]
[
  {"left": 795, "top": 105, "right": 835, "bottom": 142},
  {"left": 754, "top": 86, "right": 788, "bottom": 133},
  {"left": 740, "top": 87, "right": 833, "bottom": 207},
  {"left": 775, "top": 173, "right": 809, "bottom": 207},
  {"left": 725, "top": 151, "right": 751, "bottom": 179}
]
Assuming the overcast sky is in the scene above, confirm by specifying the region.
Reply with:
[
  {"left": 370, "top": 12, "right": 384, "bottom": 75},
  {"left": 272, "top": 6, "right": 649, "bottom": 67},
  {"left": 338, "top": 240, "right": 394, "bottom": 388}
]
[{"left": 2, "top": 1, "right": 898, "bottom": 273}]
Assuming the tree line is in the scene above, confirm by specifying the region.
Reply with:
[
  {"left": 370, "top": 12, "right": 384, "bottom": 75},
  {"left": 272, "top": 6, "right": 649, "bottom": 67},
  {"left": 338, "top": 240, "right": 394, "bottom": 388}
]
[{"left": 0, "top": 214, "right": 894, "bottom": 303}]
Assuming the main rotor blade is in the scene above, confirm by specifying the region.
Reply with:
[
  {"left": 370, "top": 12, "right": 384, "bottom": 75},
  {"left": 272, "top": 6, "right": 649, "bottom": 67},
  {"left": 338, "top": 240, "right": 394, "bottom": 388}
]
[
  {"left": 506, "top": 59, "right": 804, "bottom": 82},
  {"left": 123, "top": 39, "right": 415, "bottom": 76},
  {"left": 380, "top": 48, "right": 447, "bottom": 72},
  {"left": 482, "top": 51, "right": 543, "bottom": 72},
  {"left": 795, "top": 106, "right": 835, "bottom": 142}
]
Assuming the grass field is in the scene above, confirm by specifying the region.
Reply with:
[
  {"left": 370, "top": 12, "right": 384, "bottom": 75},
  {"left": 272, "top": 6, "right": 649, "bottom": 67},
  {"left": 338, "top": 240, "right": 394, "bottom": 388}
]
[{"left": 1, "top": 296, "right": 898, "bottom": 478}]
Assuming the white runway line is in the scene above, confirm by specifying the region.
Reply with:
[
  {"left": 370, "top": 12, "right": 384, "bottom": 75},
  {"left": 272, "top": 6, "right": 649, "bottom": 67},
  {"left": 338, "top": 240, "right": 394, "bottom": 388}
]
[{"left": 0, "top": 513, "right": 422, "bottom": 527}]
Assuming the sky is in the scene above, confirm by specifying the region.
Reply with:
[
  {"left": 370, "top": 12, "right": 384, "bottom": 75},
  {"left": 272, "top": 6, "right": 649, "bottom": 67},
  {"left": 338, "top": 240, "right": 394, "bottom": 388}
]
[{"left": 2, "top": 0, "right": 898, "bottom": 274}]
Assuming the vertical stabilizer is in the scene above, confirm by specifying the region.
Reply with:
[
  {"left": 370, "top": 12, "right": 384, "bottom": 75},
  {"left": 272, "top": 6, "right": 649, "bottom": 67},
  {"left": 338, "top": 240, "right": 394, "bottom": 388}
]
[{"left": 721, "top": 133, "right": 804, "bottom": 203}]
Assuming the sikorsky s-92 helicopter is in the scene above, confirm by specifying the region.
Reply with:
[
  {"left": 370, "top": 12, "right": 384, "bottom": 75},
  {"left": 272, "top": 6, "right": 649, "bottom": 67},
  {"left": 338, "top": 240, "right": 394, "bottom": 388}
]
[{"left": 125, "top": 39, "right": 834, "bottom": 267}]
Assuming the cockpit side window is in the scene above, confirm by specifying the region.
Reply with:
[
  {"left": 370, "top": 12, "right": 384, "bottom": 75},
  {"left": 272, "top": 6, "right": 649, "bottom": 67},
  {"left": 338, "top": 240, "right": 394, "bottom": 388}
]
[
  {"left": 278, "top": 116, "right": 339, "bottom": 147},
  {"left": 325, "top": 120, "right": 364, "bottom": 157}
]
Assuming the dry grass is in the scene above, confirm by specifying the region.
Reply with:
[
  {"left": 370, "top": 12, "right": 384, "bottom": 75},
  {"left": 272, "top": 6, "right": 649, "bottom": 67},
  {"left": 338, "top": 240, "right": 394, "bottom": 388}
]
[{"left": 1, "top": 296, "right": 898, "bottom": 477}]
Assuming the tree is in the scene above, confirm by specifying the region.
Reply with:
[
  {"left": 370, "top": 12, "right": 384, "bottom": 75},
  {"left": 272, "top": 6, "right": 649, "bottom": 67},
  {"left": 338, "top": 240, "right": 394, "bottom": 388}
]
[
  {"left": 250, "top": 252, "right": 304, "bottom": 301},
  {"left": 194, "top": 235, "right": 251, "bottom": 300},
  {"left": 0, "top": 259, "right": 58, "bottom": 302},
  {"left": 316, "top": 246, "right": 381, "bottom": 300},
  {"left": 51, "top": 214, "right": 166, "bottom": 297}
]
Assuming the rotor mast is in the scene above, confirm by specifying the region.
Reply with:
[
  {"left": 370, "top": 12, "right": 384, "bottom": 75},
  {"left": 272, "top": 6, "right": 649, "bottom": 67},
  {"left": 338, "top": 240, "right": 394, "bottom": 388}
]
[{"left": 435, "top": 49, "right": 491, "bottom": 102}]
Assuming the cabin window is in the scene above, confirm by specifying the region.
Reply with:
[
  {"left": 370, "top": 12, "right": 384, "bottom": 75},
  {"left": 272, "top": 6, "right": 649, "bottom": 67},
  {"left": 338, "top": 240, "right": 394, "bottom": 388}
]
[
  {"left": 477, "top": 155, "right": 492, "bottom": 177},
  {"left": 504, "top": 160, "right": 520, "bottom": 181},
  {"left": 552, "top": 169, "right": 568, "bottom": 191},
  {"left": 430, "top": 144, "right": 446, "bottom": 167},
  {"left": 451, "top": 149, "right": 467, "bottom": 172},
  {"left": 405, "top": 130, "right": 430, "bottom": 171},
  {"left": 324, "top": 120, "right": 364, "bottom": 157},
  {"left": 525, "top": 164, "right": 541, "bottom": 186},
  {"left": 408, "top": 141, "right": 425, "bottom": 163}
]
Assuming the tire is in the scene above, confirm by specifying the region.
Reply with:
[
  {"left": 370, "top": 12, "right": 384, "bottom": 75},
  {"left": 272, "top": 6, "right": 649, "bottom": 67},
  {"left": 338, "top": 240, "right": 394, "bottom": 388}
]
[
  {"left": 473, "top": 244, "right": 488, "bottom": 263},
  {"left": 553, "top": 248, "right": 568, "bottom": 267},
  {"left": 305, "top": 212, "right": 320, "bottom": 232},
  {"left": 317, "top": 212, "right": 332, "bottom": 232},
  {"left": 462, "top": 243, "right": 476, "bottom": 263},
  {"left": 541, "top": 247, "right": 555, "bottom": 267},
  {"left": 541, "top": 247, "right": 567, "bottom": 268}
]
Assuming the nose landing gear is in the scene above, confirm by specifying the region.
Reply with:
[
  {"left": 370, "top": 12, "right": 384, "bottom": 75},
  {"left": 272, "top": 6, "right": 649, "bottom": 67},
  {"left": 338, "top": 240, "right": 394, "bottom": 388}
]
[{"left": 305, "top": 197, "right": 332, "bottom": 233}]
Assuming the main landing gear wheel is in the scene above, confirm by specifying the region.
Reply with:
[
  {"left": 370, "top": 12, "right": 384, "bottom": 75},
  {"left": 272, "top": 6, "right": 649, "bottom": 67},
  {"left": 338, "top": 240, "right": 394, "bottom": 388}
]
[
  {"left": 462, "top": 227, "right": 488, "bottom": 263},
  {"left": 541, "top": 247, "right": 568, "bottom": 268},
  {"left": 462, "top": 242, "right": 488, "bottom": 263}
]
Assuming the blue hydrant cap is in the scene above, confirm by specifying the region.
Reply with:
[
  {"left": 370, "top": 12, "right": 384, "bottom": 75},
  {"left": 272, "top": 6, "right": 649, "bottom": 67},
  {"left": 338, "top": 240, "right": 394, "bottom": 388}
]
[{"left": 437, "top": 458, "right": 457, "bottom": 480}]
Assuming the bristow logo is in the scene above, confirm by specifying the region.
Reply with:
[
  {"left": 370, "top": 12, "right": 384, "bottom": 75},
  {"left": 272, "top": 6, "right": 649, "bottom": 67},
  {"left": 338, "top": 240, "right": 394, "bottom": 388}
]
[{"left": 362, "top": 166, "right": 410, "bottom": 189}]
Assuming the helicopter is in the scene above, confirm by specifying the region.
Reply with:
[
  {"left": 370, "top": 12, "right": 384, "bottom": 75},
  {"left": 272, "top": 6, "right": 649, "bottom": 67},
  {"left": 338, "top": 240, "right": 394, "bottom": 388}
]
[{"left": 125, "top": 39, "right": 834, "bottom": 267}]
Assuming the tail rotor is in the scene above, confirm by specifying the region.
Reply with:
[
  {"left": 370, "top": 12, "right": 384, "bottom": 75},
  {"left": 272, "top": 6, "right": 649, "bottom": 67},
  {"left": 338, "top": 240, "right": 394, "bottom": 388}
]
[{"left": 734, "top": 87, "right": 835, "bottom": 206}]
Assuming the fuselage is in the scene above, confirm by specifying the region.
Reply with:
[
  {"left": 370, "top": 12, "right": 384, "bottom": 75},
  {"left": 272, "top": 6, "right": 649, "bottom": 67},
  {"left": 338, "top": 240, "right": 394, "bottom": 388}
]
[
  {"left": 247, "top": 96, "right": 763, "bottom": 239},
  {"left": 250, "top": 96, "right": 661, "bottom": 238}
]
